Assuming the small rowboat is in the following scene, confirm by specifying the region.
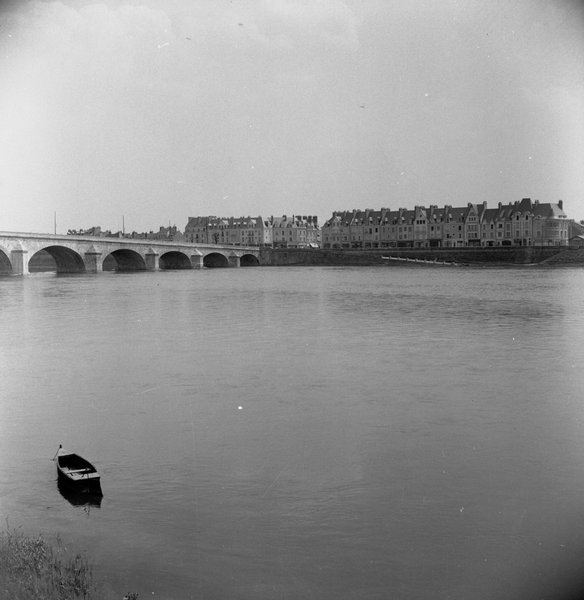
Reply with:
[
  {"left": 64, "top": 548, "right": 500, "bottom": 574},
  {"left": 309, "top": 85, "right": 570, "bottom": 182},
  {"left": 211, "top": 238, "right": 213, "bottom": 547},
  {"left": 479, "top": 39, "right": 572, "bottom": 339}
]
[{"left": 54, "top": 445, "right": 102, "bottom": 494}]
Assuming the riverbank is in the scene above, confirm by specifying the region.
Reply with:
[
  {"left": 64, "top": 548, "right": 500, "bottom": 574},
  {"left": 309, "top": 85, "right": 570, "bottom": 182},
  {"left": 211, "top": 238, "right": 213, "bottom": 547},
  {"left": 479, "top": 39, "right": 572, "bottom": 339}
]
[
  {"left": 259, "top": 246, "right": 583, "bottom": 267},
  {"left": 0, "top": 528, "right": 135, "bottom": 600}
]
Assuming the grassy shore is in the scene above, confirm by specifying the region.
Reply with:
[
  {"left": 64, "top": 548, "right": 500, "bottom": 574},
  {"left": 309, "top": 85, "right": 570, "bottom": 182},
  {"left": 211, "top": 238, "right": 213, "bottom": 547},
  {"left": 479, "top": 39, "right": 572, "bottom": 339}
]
[{"left": 0, "top": 527, "right": 137, "bottom": 600}]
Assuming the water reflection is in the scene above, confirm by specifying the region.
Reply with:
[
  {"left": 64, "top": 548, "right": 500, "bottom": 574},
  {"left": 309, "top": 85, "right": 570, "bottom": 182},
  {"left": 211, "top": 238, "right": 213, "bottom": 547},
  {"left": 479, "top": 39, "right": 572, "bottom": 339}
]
[{"left": 57, "top": 480, "right": 103, "bottom": 508}]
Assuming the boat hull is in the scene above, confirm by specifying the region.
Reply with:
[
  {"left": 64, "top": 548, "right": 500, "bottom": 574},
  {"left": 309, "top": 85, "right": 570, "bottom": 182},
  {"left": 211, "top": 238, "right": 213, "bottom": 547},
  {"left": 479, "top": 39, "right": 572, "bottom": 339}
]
[
  {"left": 55, "top": 447, "right": 102, "bottom": 494},
  {"left": 57, "top": 468, "right": 102, "bottom": 493}
]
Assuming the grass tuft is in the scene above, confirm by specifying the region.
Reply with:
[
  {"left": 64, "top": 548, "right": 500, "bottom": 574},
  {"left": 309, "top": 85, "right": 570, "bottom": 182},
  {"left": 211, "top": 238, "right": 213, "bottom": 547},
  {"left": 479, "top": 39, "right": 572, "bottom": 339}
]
[
  {"left": 0, "top": 525, "right": 141, "bottom": 599},
  {"left": 0, "top": 526, "right": 102, "bottom": 599}
]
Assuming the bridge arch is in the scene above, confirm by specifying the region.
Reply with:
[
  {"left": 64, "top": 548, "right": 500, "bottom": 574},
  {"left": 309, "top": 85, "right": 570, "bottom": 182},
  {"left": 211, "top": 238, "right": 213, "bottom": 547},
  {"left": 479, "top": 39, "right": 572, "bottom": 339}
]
[
  {"left": 103, "top": 249, "right": 146, "bottom": 271},
  {"left": 28, "top": 249, "right": 57, "bottom": 272},
  {"left": 0, "top": 246, "right": 12, "bottom": 274},
  {"left": 159, "top": 251, "right": 192, "bottom": 270},
  {"left": 204, "top": 252, "right": 229, "bottom": 268},
  {"left": 240, "top": 253, "right": 260, "bottom": 267},
  {"left": 32, "top": 245, "right": 86, "bottom": 274}
]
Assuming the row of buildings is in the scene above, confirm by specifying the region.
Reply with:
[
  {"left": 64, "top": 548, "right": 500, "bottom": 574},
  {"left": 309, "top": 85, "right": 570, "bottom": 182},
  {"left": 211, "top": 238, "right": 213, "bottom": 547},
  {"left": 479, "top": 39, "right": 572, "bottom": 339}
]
[
  {"left": 70, "top": 198, "right": 574, "bottom": 249},
  {"left": 321, "top": 198, "right": 571, "bottom": 249},
  {"left": 184, "top": 198, "right": 571, "bottom": 249},
  {"left": 184, "top": 215, "right": 319, "bottom": 247}
]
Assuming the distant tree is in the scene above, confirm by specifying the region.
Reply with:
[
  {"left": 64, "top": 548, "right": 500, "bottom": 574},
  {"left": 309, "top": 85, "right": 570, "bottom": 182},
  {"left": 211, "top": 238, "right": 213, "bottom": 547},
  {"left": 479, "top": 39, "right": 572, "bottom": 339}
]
[{"left": 212, "top": 232, "right": 220, "bottom": 244}]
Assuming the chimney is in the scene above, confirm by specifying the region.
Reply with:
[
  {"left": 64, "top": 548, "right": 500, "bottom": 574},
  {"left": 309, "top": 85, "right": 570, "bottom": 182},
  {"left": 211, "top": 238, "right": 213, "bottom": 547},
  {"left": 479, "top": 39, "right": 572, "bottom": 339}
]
[{"left": 558, "top": 200, "right": 563, "bottom": 209}]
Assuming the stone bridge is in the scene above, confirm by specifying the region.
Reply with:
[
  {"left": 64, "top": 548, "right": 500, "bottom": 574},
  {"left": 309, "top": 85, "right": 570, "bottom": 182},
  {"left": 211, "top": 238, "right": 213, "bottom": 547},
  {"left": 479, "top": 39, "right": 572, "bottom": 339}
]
[{"left": 0, "top": 231, "right": 261, "bottom": 275}]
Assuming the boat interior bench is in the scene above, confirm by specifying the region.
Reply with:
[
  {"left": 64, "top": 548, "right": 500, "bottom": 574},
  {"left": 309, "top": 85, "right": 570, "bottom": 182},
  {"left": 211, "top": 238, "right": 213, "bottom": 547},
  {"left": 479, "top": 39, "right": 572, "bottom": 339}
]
[{"left": 58, "top": 455, "right": 94, "bottom": 471}]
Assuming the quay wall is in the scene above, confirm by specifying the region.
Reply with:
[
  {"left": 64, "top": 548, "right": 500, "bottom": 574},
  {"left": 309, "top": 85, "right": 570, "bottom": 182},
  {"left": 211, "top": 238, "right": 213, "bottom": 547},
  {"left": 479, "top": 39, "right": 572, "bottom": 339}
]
[{"left": 259, "top": 246, "right": 572, "bottom": 267}]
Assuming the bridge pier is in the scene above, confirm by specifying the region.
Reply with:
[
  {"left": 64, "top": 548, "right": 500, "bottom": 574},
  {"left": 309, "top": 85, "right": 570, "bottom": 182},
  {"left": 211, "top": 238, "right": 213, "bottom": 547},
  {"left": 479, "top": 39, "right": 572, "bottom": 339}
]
[
  {"left": 190, "top": 255, "right": 203, "bottom": 269},
  {"left": 228, "top": 255, "right": 241, "bottom": 268},
  {"left": 84, "top": 249, "right": 102, "bottom": 273},
  {"left": 11, "top": 247, "right": 28, "bottom": 275},
  {"left": 145, "top": 249, "right": 159, "bottom": 271}
]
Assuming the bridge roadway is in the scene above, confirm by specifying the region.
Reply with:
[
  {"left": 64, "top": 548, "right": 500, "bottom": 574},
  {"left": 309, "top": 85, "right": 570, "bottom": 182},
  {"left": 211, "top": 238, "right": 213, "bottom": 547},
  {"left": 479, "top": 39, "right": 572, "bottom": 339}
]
[{"left": 0, "top": 231, "right": 261, "bottom": 275}]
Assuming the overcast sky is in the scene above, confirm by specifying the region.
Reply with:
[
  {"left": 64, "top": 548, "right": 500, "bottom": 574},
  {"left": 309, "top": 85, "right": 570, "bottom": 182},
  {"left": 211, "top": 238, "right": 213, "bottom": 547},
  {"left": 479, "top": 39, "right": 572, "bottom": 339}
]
[{"left": 1, "top": 0, "right": 583, "bottom": 234}]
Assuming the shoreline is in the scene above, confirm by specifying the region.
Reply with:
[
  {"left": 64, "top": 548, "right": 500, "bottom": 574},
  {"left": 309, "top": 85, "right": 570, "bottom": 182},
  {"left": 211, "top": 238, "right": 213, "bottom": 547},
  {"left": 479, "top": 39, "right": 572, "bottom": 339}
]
[
  {"left": 258, "top": 246, "right": 584, "bottom": 267},
  {"left": 18, "top": 245, "right": 584, "bottom": 274}
]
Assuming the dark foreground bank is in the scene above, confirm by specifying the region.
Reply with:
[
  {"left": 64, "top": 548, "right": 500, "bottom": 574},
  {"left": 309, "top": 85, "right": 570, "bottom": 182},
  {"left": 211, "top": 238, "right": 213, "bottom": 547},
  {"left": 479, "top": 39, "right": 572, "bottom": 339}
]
[
  {"left": 0, "top": 528, "right": 137, "bottom": 600},
  {"left": 259, "top": 246, "right": 584, "bottom": 266}
]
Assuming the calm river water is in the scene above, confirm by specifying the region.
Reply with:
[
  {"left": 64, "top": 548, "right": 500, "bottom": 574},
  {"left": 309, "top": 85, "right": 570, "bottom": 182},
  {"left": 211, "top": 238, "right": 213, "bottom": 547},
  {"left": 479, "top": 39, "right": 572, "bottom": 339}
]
[{"left": 2, "top": 265, "right": 584, "bottom": 599}]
